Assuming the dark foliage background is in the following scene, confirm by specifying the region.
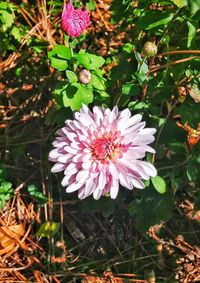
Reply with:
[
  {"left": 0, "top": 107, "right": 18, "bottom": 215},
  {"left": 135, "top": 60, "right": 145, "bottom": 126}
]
[{"left": 0, "top": 0, "right": 200, "bottom": 282}]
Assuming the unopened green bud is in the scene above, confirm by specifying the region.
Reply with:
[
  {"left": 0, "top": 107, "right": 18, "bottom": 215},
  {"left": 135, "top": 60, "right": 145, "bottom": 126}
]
[{"left": 142, "top": 42, "right": 158, "bottom": 57}]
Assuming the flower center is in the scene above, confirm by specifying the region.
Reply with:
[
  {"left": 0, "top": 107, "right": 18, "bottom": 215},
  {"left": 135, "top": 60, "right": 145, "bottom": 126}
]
[{"left": 90, "top": 137, "right": 115, "bottom": 161}]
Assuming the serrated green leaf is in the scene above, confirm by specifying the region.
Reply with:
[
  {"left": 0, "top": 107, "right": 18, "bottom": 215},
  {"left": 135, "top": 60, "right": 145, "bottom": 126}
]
[
  {"left": 0, "top": 10, "right": 14, "bottom": 30},
  {"left": 11, "top": 26, "right": 22, "bottom": 41},
  {"left": 1, "top": 181, "right": 12, "bottom": 191},
  {"left": 63, "top": 83, "right": 93, "bottom": 110},
  {"left": 0, "top": 180, "right": 13, "bottom": 209},
  {"left": 151, "top": 176, "right": 166, "bottom": 194}
]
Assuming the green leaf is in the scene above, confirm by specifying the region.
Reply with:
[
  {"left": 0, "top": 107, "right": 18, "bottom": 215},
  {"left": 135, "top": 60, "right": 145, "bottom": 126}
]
[
  {"left": 91, "top": 73, "right": 106, "bottom": 90},
  {"left": 134, "top": 52, "right": 148, "bottom": 84},
  {"left": 134, "top": 51, "right": 142, "bottom": 63},
  {"left": 187, "top": 21, "right": 196, "bottom": 48},
  {"left": 0, "top": 180, "right": 13, "bottom": 209},
  {"left": 135, "top": 72, "right": 148, "bottom": 84},
  {"left": 63, "top": 83, "right": 93, "bottom": 110},
  {"left": 86, "top": 1, "right": 96, "bottom": 11},
  {"left": 94, "top": 90, "right": 110, "bottom": 105},
  {"left": 0, "top": 2, "right": 15, "bottom": 31},
  {"left": 151, "top": 176, "right": 167, "bottom": 194},
  {"left": 1, "top": 181, "right": 12, "bottom": 192},
  {"left": 189, "top": 0, "right": 200, "bottom": 14},
  {"left": 75, "top": 51, "right": 105, "bottom": 70},
  {"left": 122, "top": 83, "right": 140, "bottom": 96},
  {"left": 169, "top": 0, "right": 187, "bottom": 8},
  {"left": 186, "top": 161, "right": 198, "bottom": 182},
  {"left": 36, "top": 222, "right": 60, "bottom": 238},
  {"left": 0, "top": 200, "right": 4, "bottom": 209},
  {"left": 48, "top": 44, "right": 72, "bottom": 60},
  {"left": 1, "top": 11, "right": 14, "bottom": 30},
  {"left": 138, "top": 61, "right": 149, "bottom": 75},
  {"left": 28, "top": 184, "right": 48, "bottom": 204},
  {"left": 11, "top": 26, "right": 22, "bottom": 41},
  {"left": 75, "top": 53, "right": 90, "bottom": 68},
  {"left": 123, "top": 43, "right": 135, "bottom": 53},
  {"left": 28, "top": 184, "right": 37, "bottom": 192},
  {"left": 48, "top": 45, "right": 72, "bottom": 70},
  {"left": 151, "top": 116, "right": 166, "bottom": 127},
  {"left": 0, "top": 2, "right": 8, "bottom": 9},
  {"left": 130, "top": 101, "right": 148, "bottom": 110},
  {"left": 144, "top": 180, "right": 150, "bottom": 188},
  {"left": 138, "top": 11, "right": 174, "bottom": 30},
  {"left": 53, "top": 81, "right": 69, "bottom": 106},
  {"left": 128, "top": 188, "right": 174, "bottom": 232},
  {"left": 122, "top": 83, "right": 132, "bottom": 95},
  {"left": 89, "top": 53, "right": 104, "bottom": 69},
  {"left": 66, "top": 70, "right": 78, "bottom": 83},
  {"left": 51, "top": 57, "right": 68, "bottom": 71}
]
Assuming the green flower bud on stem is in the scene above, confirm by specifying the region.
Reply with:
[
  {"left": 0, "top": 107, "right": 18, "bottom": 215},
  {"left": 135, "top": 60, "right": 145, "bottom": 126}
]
[{"left": 142, "top": 42, "right": 158, "bottom": 57}]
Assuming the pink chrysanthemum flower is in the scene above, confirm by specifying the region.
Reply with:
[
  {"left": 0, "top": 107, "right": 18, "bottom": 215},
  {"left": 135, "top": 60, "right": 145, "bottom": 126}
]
[
  {"left": 49, "top": 105, "right": 157, "bottom": 200},
  {"left": 61, "top": 0, "right": 90, "bottom": 38}
]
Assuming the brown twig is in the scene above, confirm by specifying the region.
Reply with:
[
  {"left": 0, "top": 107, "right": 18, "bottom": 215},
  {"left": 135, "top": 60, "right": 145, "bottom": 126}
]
[
  {"left": 156, "top": 50, "right": 200, "bottom": 57},
  {"left": 148, "top": 56, "right": 200, "bottom": 74},
  {"left": 94, "top": 0, "right": 112, "bottom": 31}
]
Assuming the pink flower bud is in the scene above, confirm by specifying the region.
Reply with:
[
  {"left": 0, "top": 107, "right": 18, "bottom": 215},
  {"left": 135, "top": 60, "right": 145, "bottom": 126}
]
[
  {"left": 61, "top": 0, "right": 90, "bottom": 38},
  {"left": 79, "top": 69, "right": 92, "bottom": 84}
]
